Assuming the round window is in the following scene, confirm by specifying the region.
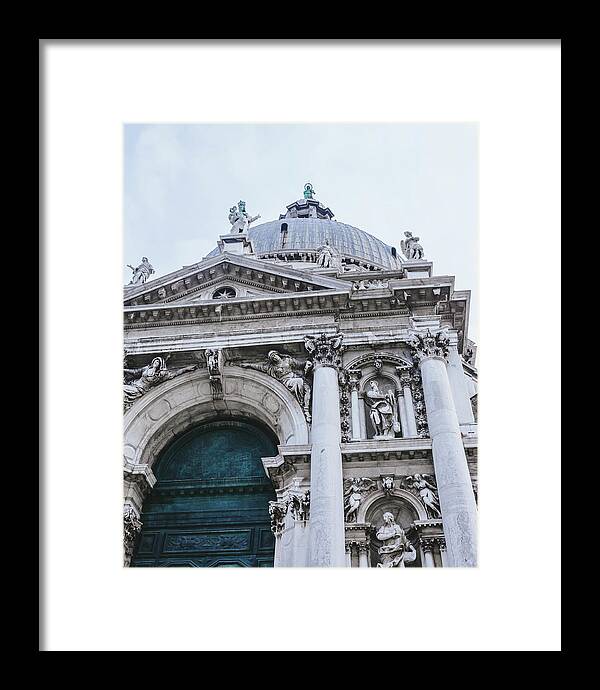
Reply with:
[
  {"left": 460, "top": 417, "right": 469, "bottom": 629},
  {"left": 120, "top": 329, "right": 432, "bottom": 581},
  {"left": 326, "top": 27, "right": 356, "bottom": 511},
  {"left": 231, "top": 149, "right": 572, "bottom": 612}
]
[{"left": 212, "top": 286, "right": 236, "bottom": 299}]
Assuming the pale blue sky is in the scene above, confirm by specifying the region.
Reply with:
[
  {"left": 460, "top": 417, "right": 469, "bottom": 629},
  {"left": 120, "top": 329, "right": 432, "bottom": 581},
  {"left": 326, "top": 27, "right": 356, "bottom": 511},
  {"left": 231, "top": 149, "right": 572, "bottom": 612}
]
[{"left": 124, "top": 123, "right": 478, "bottom": 338}]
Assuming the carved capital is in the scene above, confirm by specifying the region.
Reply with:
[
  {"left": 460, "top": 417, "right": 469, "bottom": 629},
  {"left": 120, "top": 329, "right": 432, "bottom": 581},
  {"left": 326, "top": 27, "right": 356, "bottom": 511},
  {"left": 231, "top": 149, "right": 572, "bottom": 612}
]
[
  {"left": 123, "top": 504, "right": 143, "bottom": 567},
  {"left": 304, "top": 332, "right": 344, "bottom": 369},
  {"left": 346, "top": 369, "right": 362, "bottom": 391},
  {"left": 409, "top": 328, "right": 450, "bottom": 364}
]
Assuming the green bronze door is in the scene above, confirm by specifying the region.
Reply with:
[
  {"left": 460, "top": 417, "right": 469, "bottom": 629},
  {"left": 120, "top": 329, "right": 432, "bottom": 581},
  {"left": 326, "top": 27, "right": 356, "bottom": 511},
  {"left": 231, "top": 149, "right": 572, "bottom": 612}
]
[{"left": 132, "top": 420, "right": 277, "bottom": 567}]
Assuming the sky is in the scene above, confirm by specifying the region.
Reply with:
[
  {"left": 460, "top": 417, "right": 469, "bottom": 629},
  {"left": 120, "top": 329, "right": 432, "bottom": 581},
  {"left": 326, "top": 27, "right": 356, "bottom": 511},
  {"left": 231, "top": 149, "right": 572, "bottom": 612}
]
[{"left": 124, "top": 123, "right": 478, "bottom": 338}]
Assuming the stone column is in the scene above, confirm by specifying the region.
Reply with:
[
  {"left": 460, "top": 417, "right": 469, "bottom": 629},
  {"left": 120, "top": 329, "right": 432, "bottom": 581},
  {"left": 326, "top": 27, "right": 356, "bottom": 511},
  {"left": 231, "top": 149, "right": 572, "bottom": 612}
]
[
  {"left": 345, "top": 543, "right": 352, "bottom": 567},
  {"left": 420, "top": 540, "right": 436, "bottom": 568},
  {"left": 446, "top": 337, "right": 475, "bottom": 424},
  {"left": 304, "top": 333, "right": 346, "bottom": 567},
  {"left": 358, "top": 542, "right": 370, "bottom": 568},
  {"left": 439, "top": 538, "right": 449, "bottom": 568},
  {"left": 410, "top": 329, "right": 478, "bottom": 567},
  {"left": 399, "top": 371, "right": 418, "bottom": 437},
  {"left": 396, "top": 389, "right": 409, "bottom": 438},
  {"left": 348, "top": 370, "right": 362, "bottom": 441}
]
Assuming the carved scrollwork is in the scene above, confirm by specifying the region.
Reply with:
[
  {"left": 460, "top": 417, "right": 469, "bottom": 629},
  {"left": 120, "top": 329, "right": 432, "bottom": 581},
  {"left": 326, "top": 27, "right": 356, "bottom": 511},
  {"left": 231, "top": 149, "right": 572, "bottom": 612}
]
[{"left": 123, "top": 504, "right": 143, "bottom": 567}]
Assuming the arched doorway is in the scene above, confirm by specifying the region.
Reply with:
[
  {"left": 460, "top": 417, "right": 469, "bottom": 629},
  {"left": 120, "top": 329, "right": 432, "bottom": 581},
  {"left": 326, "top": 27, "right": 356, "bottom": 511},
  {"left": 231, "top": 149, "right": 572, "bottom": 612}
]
[{"left": 131, "top": 419, "right": 277, "bottom": 567}]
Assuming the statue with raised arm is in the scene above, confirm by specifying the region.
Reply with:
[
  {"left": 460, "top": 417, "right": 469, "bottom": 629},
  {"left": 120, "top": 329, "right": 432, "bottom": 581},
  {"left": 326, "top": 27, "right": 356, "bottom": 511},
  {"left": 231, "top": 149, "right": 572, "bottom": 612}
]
[
  {"left": 364, "top": 380, "right": 400, "bottom": 438},
  {"left": 240, "top": 350, "right": 312, "bottom": 423},
  {"left": 127, "top": 257, "right": 155, "bottom": 285},
  {"left": 400, "top": 231, "right": 425, "bottom": 261},
  {"left": 404, "top": 474, "right": 442, "bottom": 519},
  {"left": 123, "top": 356, "right": 198, "bottom": 412},
  {"left": 375, "top": 512, "right": 417, "bottom": 568},
  {"left": 228, "top": 200, "right": 261, "bottom": 234}
]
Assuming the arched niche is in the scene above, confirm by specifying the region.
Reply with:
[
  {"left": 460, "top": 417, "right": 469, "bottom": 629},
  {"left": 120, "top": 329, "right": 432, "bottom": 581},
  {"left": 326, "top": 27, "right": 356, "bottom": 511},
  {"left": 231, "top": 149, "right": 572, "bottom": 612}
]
[
  {"left": 123, "top": 365, "right": 309, "bottom": 472},
  {"left": 362, "top": 491, "right": 426, "bottom": 568},
  {"left": 360, "top": 371, "right": 401, "bottom": 440}
]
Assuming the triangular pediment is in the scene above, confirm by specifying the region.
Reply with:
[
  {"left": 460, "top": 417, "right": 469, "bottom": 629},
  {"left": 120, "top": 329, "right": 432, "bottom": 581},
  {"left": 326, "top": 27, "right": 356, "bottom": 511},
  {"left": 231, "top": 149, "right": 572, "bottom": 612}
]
[{"left": 124, "top": 252, "right": 351, "bottom": 307}]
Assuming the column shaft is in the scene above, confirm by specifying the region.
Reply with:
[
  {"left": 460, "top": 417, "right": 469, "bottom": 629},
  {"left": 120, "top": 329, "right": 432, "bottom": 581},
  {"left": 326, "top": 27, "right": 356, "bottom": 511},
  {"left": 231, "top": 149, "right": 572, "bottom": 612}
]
[
  {"left": 397, "top": 393, "right": 409, "bottom": 438},
  {"left": 350, "top": 388, "right": 361, "bottom": 440},
  {"left": 358, "top": 546, "right": 369, "bottom": 568},
  {"left": 308, "top": 365, "right": 346, "bottom": 567},
  {"left": 447, "top": 345, "right": 475, "bottom": 424},
  {"left": 403, "top": 385, "right": 418, "bottom": 437},
  {"left": 419, "top": 356, "right": 477, "bottom": 566}
]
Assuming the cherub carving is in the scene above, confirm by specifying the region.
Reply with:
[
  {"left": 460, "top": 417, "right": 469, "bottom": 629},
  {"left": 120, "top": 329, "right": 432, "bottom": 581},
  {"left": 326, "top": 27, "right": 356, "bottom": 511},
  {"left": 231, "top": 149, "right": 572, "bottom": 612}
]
[
  {"left": 343, "top": 477, "right": 377, "bottom": 523},
  {"left": 403, "top": 474, "right": 442, "bottom": 519}
]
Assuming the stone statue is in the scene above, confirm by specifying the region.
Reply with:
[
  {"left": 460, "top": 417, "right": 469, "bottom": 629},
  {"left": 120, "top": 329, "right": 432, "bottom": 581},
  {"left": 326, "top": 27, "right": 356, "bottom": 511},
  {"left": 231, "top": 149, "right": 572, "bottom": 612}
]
[
  {"left": 204, "top": 348, "right": 224, "bottom": 399},
  {"left": 404, "top": 474, "right": 442, "bottom": 519},
  {"left": 303, "top": 182, "right": 315, "bottom": 199},
  {"left": 375, "top": 512, "right": 417, "bottom": 568},
  {"left": 240, "top": 351, "right": 312, "bottom": 423},
  {"left": 364, "top": 380, "right": 400, "bottom": 438},
  {"left": 127, "top": 257, "right": 155, "bottom": 285},
  {"left": 316, "top": 239, "right": 336, "bottom": 268},
  {"left": 228, "top": 200, "right": 261, "bottom": 234},
  {"left": 343, "top": 477, "right": 377, "bottom": 523},
  {"left": 123, "top": 356, "right": 198, "bottom": 412},
  {"left": 400, "top": 231, "right": 424, "bottom": 261}
]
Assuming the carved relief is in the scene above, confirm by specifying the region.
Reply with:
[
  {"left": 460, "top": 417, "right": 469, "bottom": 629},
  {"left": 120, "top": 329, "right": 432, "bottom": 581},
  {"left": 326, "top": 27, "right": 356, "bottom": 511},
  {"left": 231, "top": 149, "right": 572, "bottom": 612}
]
[
  {"left": 269, "top": 488, "right": 310, "bottom": 535},
  {"left": 239, "top": 351, "right": 312, "bottom": 423},
  {"left": 204, "top": 348, "right": 224, "bottom": 399},
  {"left": 352, "top": 278, "right": 389, "bottom": 291},
  {"left": 403, "top": 474, "right": 442, "bottom": 519},
  {"left": 381, "top": 475, "right": 395, "bottom": 495},
  {"left": 304, "top": 332, "right": 344, "bottom": 369},
  {"left": 410, "top": 328, "right": 450, "bottom": 363},
  {"left": 123, "top": 504, "right": 143, "bottom": 567},
  {"left": 123, "top": 356, "right": 198, "bottom": 413},
  {"left": 343, "top": 477, "right": 377, "bottom": 523}
]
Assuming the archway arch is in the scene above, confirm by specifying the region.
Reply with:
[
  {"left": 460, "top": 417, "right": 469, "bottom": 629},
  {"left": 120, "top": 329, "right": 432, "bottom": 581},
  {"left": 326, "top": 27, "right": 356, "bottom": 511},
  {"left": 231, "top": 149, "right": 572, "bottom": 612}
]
[
  {"left": 132, "top": 418, "right": 279, "bottom": 567},
  {"left": 123, "top": 365, "right": 309, "bottom": 472}
]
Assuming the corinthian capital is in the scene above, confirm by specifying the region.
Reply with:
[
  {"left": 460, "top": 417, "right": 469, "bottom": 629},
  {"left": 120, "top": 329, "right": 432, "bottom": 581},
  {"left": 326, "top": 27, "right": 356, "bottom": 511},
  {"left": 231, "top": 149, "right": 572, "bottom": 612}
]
[
  {"left": 304, "top": 332, "right": 344, "bottom": 369},
  {"left": 409, "top": 329, "right": 450, "bottom": 363}
]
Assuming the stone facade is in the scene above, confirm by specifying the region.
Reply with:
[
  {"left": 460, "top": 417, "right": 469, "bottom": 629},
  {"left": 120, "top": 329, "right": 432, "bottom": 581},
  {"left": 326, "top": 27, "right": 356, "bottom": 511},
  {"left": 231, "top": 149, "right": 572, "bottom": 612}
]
[{"left": 123, "top": 190, "right": 478, "bottom": 567}]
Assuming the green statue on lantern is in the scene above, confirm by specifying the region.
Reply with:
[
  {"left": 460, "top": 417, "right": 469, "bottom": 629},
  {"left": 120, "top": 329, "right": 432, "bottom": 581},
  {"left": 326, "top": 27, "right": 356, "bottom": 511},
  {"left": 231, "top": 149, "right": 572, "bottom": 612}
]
[{"left": 303, "top": 182, "right": 315, "bottom": 199}]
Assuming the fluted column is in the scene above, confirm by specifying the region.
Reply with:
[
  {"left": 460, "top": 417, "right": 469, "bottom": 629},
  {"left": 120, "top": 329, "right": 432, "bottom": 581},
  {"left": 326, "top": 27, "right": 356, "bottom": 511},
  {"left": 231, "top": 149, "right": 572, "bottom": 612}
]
[
  {"left": 348, "top": 369, "right": 362, "bottom": 441},
  {"left": 305, "top": 333, "right": 346, "bottom": 567},
  {"left": 410, "top": 329, "right": 477, "bottom": 567},
  {"left": 398, "top": 370, "right": 418, "bottom": 437}
]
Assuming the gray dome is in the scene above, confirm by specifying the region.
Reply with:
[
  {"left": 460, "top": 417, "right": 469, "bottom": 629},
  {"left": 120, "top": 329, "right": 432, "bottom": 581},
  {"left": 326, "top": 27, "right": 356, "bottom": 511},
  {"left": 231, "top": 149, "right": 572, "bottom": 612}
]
[{"left": 210, "top": 217, "right": 404, "bottom": 270}]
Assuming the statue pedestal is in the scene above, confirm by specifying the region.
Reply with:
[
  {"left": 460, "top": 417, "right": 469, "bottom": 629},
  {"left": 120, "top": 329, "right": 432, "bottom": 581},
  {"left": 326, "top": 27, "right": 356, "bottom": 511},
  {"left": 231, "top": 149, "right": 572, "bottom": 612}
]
[
  {"left": 403, "top": 260, "right": 433, "bottom": 278},
  {"left": 218, "top": 232, "right": 254, "bottom": 256},
  {"left": 372, "top": 433, "right": 395, "bottom": 441}
]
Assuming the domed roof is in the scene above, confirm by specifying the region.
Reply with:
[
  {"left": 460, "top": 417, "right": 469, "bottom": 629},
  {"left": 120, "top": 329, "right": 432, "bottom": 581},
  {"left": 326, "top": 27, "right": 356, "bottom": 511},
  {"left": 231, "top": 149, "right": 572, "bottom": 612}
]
[
  {"left": 210, "top": 192, "right": 404, "bottom": 271},
  {"left": 247, "top": 216, "right": 403, "bottom": 270}
]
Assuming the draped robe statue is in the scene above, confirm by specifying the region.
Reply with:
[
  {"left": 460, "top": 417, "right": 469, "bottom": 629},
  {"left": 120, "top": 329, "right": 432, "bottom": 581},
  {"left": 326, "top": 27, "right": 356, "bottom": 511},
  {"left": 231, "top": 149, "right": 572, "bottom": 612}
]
[
  {"left": 123, "top": 356, "right": 197, "bottom": 412},
  {"left": 376, "top": 512, "right": 417, "bottom": 568}
]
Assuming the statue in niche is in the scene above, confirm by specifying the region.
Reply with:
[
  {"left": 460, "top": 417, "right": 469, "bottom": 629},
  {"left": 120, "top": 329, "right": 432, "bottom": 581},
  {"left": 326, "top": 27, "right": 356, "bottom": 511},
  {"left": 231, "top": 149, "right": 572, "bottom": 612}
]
[
  {"left": 400, "top": 231, "right": 425, "bottom": 261},
  {"left": 343, "top": 477, "right": 377, "bottom": 523},
  {"left": 316, "top": 239, "right": 336, "bottom": 268},
  {"left": 240, "top": 351, "right": 313, "bottom": 423},
  {"left": 375, "top": 512, "right": 417, "bottom": 568},
  {"left": 404, "top": 474, "right": 442, "bottom": 519},
  {"left": 228, "top": 200, "right": 261, "bottom": 234},
  {"left": 364, "top": 380, "right": 400, "bottom": 439},
  {"left": 123, "top": 356, "right": 198, "bottom": 412},
  {"left": 127, "top": 257, "right": 155, "bottom": 285}
]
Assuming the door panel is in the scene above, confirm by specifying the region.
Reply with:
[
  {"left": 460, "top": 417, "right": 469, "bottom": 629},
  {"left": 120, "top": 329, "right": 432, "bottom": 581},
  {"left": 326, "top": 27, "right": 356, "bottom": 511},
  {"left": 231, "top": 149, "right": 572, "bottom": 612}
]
[{"left": 132, "top": 420, "right": 277, "bottom": 567}]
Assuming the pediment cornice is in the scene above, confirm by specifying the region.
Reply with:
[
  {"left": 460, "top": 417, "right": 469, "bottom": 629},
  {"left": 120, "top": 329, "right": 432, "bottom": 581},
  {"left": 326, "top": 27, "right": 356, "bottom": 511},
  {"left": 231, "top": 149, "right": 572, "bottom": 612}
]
[{"left": 124, "top": 252, "right": 352, "bottom": 307}]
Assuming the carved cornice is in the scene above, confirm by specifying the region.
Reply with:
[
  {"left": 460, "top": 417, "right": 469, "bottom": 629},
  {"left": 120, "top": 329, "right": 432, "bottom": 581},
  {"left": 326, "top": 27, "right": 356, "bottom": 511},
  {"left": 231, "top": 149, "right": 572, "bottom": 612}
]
[{"left": 304, "top": 332, "right": 344, "bottom": 369}]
